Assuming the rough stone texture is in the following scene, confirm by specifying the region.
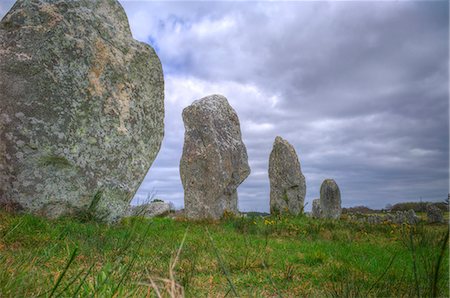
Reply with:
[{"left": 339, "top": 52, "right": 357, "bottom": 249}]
[
  {"left": 180, "top": 95, "right": 250, "bottom": 220},
  {"left": 367, "top": 215, "right": 382, "bottom": 225},
  {"left": 0, "top": 0, "right": 164, "bottom": 222},
  {"left": 426, "top": 204, "right": 444, "bottom": 223},
  {"left": 129, "top": 201, "right": 171, "bottom": 218},
  {"left": 405, "top": 209, "right": 420, "bottom": 225},
  {"left": 269, "top": 136, "right": 306, "bottom": 215},
  {"left": 312, "top": 198, "right": 321, "bottom": 218},
  {"left": 319, "top": 179, "right": 341, "bottom": 219}
]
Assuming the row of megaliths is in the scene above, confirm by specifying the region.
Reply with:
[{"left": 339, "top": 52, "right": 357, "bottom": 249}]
[
  {"left": 0, "top": 0, "right": 341, "bottom": 222},
  {"left": 180, "top": 95, "right": 341, "bottom": 219}
]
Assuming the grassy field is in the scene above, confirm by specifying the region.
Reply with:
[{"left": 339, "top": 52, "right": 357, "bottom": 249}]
[{"left": 0, "top": 211, "right": 448, "bottom": 297}]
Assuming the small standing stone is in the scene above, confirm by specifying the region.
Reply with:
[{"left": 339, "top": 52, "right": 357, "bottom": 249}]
[
  {"left": 367, "top": 215, "right": 382, "bottom": 224},
  {"left": 426, "top": 204, "right": 444, "bottom": 223},
  {"left": 312, "top": 198, "right": 322, "bottom": 218},
  {"left": 406, "top": 209, "right": 420, "bottom": 225},
  {"left": 393, "top": 211, "right": 406, "bottom": 224},
  {"left": 319, "top": 179, "right": 341, "bottom": 219},
  {"left": 129, "top": 201, "right": 171, "bottom": 217},
  {"left": 269, "top": 137, "right": 306, "bottom": 215},
  {"left": 180, "top": 95, "right": 250, "bottom": 220}
]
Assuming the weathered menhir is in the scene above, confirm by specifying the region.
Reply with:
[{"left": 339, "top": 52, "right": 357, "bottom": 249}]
[
  {"left": 269, "top": 136, "right": 306, "bottom": 215},
  {"left": 180, "top": 95, "right": 250, "bottom": 220},
  {"left": 0, "top": 0, "right": 164, "bottom": 222}
]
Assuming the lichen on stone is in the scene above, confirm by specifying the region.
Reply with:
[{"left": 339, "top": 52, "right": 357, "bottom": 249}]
[{"left": 0, "top": 0, "right": 164, "bottom": 223}]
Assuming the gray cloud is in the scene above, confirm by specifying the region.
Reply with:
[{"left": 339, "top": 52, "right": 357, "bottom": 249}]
[
  {"left": 121, "top": 1, "right": 448, "bottom": 210},
  {"left": 1, "top": 1, "right": 447, "bottom": 211}
]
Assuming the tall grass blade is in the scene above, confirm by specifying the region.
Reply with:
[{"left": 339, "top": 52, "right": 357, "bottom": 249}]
[
  {"left": 367, "top": 253, "right": 397, "bottom": 294},
  {"left": 56, "top": 267, "right": 85, "bottom": 296},
  {"left": 71, "top": 263, "right": 94, "bottom": 297},
  {"left": 111, "top": 254, "right": 138, "bottom": 296},
  {"left": 409, "top": 228, "right": 421, "bottom": 297},
  {"left": 206, "top": 227, "right": 239, "bottom": 297},
  {"left": 49, "top": 247, "right": 78, "bottom": 297},
  {"left": 432, "top": 228, "right": 449, "bottom": 297},
  {"left": 262, "top": 261, "right": 283, "bottom": 298},
  {"left": 169, "top": 227, "right": 189, "bottom": 296},
  {"left": 2, "top": 219, "right": 23, "bottom": 240}
]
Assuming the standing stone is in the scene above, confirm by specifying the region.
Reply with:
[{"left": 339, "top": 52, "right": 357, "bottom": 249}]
[
  {"left": 129, "top": 201, "right": 171, "bottom": 218},
  {"left": 367, "top": 215, "right": 382, "bottom": 224},
  {"left": 319, "top": 179, "right": 341, "bottom": 219},
  {"left": 393, "top": 211, "right": 406, "bottom": 224},
  {"left": 268, "top": 136, "right": 306, "bottom": 215},
  {"left": 0, "top": 0, "right": 164, "bottom": 222},
  {"left": 426, "top": 204, "right": 444, "bottom": 223},
  {"left": 180, "top": 95, "right": 250, "bottom": 219},
  {"left": 312, "top": 198, "right": 321, "bottom": 218},
  {"left": 406, "top": 209, "right": 420, "bottom": 225}
]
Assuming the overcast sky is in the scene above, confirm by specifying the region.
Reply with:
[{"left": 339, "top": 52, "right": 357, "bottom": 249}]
[{"left": 1, "top": 1, "right": 448, "bottom": 211}]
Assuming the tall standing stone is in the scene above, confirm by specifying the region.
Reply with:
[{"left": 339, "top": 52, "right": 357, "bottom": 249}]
[
  {"left": 269, "top": 136, "right": 306, "bottom": 215},
  {"left": 180, "top": 95, "right": 250, "bottom": 219},
  {"left": 319, "top": 179, "right": 341, "bottom": 219},
  {"left": 0, "top": 0, "right": 164, "bottom": 222}
]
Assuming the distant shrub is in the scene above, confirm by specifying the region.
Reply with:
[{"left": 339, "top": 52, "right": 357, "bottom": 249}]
[
  {"left": 245, "top": 212, "right": 270, "bottom": 217},
  {"left": 151, "top": 198, "right": 164, "bottom": 203},
  {"left": 391, "top": 202, "right": 447, "bottom": 213},
  {"left": 342, "top": 206, "right": 377, "bottom": 214}
]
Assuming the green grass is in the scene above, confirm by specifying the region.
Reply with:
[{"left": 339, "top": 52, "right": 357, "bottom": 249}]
[{"left": 0, "top": 211, "right": 448, "bottom": 297}]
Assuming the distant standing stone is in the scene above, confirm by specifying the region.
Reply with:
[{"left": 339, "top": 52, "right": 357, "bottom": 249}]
[
  {"left": 319, "top": 179, "right": 341, "bottom": 219},
  {"left": 180, "top": 95, "right": 250, "bottom": 219},
  {"left": 406, "top": 209, "right": 420, "bottom": 225},
  {"left": 269, "top": 137, "right": 306, "bottom": 215},
  {"left": 129, "top": 201, "right": 171, "bottom": 218},
  {"left": 312, "top": 198, "right": 322, "bottom": 218},
  {"left": 426, "top": 204, "right": 444, "bottom": 223}
]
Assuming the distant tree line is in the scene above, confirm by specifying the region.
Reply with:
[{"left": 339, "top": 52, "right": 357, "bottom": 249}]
[
  {"left": 342, "top": 206, "right": 376, "bottom": 214},
  {"left": 388, "top": 201, "right": 448, "bottom": 213},
  {"left": 343, "top": 195, "right": 449, "bottom": 214}
]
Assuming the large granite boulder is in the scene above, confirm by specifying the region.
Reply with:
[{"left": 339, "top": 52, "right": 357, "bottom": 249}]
[
  {"left": 426, "top": 204, "right": 444, "bottom": 223},
  {"left": 180, "top": 95, "right": 250, "bottom": 219},
  {"left": 269, "top": 136, "right": 306, "bottom": 215},
  {"left": 0, "top": 0, "right": 164, "bottom": 222},
  {"left": 319, "top": 179, "right": 341, "bottom": 219}
]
